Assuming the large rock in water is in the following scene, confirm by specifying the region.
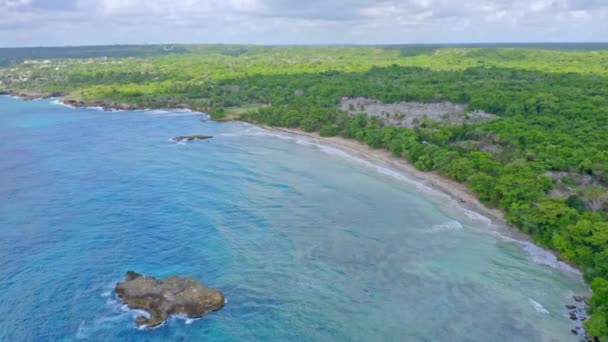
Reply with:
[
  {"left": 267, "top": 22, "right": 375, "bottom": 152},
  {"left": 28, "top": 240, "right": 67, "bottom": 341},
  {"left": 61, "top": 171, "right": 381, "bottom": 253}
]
[{"left": 115, "top": 271, "right": 225, "bottom": 327}]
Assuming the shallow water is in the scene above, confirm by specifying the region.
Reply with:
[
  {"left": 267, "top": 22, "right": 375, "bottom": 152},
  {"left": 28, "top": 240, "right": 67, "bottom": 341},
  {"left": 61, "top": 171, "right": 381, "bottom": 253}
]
[{"left": 0, "top": 96, "right": 588, "bottom": 341}]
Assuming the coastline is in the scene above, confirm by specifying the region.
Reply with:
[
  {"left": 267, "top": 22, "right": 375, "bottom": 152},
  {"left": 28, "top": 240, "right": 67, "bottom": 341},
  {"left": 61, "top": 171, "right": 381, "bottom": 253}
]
[
  {"left": 267, "top": 126, "right": 509, "bottom": 225},
  {"left": 263, "top": 126, "right": 509, "bottom": 223},
  {"left": 258, "top": 125, "right": 591, "bottom": 278},
  {"left": 0, "top": 91, "right": 592, "bottom": 274},
  {"left": 0, "top": 91, "right": 592, "bottom": 273},
  {"left": 256, "top": 124, "right": 594, "bottom": 337},
  {"left": 2, "top": 92, "right": 594, "bottom": 337}
]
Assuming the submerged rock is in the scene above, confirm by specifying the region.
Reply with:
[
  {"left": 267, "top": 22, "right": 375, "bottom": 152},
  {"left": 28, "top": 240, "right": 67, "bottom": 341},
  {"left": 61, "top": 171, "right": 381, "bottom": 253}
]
[
  {"left": 173, "top": 135, "right": 213, "bottom": 142},
  {"left": 115, "top": 271, "right": 225, "bottom": 327}
]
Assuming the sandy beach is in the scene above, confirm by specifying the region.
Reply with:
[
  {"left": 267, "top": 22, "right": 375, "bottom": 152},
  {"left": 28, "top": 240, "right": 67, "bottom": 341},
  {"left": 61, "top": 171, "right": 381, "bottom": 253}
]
[
  {"left": 266, "top": 126, "right": 509, "bottom": 223},
  {"left": 260, "top": 125, "right": 592, "bottom": 281}
]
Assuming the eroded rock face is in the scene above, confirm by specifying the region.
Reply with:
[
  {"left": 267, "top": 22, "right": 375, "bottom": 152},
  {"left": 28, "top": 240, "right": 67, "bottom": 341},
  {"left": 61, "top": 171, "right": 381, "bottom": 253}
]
[{"left": 115, "top": 271, "right": 225, "bottom": 327}]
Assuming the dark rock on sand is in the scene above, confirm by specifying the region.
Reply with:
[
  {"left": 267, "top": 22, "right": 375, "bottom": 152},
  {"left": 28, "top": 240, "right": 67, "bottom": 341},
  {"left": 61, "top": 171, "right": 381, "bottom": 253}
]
[
  {"left": 566, "top": 304, "right": 577, "bottom": 310},
  {"left": 173, "top": 135, "right": 213, "bottom": 142},
  {"left": 115, "top": 271, "right": 225, "bottom": 327}
]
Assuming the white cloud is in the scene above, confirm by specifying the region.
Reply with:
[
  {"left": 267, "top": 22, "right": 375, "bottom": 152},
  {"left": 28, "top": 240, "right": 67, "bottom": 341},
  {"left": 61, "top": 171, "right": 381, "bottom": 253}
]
[{"left": 0, "top": 0, "right": 607, "bottom": 46}]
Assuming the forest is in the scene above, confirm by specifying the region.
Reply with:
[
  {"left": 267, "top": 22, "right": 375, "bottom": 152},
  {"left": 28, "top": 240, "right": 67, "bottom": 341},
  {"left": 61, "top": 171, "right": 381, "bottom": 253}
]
[{"left": 1, "top": 44, "right": 607, "bottom": 338}]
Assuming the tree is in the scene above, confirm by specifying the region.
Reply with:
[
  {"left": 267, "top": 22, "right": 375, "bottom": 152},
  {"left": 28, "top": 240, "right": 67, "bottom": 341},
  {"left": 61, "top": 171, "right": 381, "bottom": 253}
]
[{"left": 581, "top": 186, "right": 608, "bottom": 212}]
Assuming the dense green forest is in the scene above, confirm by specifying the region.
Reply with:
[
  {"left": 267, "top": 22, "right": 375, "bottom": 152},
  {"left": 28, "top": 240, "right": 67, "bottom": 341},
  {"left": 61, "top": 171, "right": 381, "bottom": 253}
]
[{"left": 1, "top": 44, "right": 608, "bottom": 338}]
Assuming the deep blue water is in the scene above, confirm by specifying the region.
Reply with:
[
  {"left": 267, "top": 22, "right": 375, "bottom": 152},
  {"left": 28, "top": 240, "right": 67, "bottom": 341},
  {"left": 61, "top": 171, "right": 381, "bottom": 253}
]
[{"left": 0, "top": 96, "right": 588, "bottom": 341}]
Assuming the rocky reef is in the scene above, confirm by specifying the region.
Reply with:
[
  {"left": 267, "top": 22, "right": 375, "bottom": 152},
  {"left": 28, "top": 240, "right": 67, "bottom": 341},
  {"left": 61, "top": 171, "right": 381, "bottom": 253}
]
[
  {"left": 173, "top": 135, "right": 213, "bottom": 142},
  {"left": 115, "top": 271, "right": 225, "bottom": 327}
]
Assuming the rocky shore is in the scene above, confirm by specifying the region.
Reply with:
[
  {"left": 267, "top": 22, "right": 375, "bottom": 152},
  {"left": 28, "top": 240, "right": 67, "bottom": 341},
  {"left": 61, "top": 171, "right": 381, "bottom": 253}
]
[
  {"left": 567, "top": 295, "right": 601, "bottom": 342},
  {"left": 115, "top": 271, "right": 225, "bottom": 328},
  {"left": 61, "top": 99, "right": 208, "bottom": 112},
  {"left": 0, "top": 89, "right": 208, "bottom": 112},
  {"left": 0, "top": 89, "right": 64, "bottom": 100}
]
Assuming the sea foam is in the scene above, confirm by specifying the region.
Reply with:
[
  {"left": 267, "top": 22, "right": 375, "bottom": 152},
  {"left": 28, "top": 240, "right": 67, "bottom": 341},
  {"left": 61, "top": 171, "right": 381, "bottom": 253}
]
[{"left": 427, "top": 220, "right": 464, "bottom": 233}]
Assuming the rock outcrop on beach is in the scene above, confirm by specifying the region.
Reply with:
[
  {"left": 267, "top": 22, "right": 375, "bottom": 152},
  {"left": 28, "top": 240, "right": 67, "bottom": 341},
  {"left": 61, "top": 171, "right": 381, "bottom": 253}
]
[
  {"left": 173, "top": 135, "right": 213, "bottom": 142},
  {"left": 62, "top": 99, "right": 135, "bottom": 110},
  {"left": 115, "top": 271, "right": 225, "bottom": 327}
]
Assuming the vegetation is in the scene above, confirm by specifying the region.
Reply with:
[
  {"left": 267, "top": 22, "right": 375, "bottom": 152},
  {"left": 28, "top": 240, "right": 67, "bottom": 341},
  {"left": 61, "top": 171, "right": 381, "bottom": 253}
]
[{"left": 1, "top": 44, "right": 608, "bottom": 337}]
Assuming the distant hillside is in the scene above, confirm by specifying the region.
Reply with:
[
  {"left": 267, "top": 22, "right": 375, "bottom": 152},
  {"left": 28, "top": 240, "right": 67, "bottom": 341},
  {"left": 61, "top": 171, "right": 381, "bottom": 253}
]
[{"left": 0, "top": 45, "right": 189, "bottom": 67}]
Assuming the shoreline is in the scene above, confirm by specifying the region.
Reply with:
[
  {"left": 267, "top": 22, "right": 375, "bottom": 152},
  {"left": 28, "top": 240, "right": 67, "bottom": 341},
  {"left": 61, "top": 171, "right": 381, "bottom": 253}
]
[
  {"left": 0, "top": 92, "right": 591, "bottom": 276},
  {"left": 268, "top": 126, "right": 509, "bottom": 225},
  {"left": 256, "top": 124, "right": 594, "bottom": 337},
  {"left": 0, "top": 90, "right": 210, "bottom": 112},
  {"left": 0, "top": 92, "right": 592, "bottom": 274},
  {"left": 2, "top": 92, "right": 594, "bottom": 337},
  {"left": 258, "top": 125, "right": 591, "bottom": 278}
]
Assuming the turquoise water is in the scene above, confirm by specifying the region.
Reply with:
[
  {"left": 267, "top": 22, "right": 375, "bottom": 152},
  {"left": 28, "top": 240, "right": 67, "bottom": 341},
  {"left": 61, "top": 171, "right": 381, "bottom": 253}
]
[{"left": 0, "top": 96, "right": 587, "bottom": 341}]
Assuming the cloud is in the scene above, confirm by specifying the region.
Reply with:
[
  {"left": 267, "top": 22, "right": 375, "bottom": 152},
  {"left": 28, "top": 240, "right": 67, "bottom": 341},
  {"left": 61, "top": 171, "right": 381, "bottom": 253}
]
[{"left": 0, "top": 0, "right": 606, "bottom": 46}]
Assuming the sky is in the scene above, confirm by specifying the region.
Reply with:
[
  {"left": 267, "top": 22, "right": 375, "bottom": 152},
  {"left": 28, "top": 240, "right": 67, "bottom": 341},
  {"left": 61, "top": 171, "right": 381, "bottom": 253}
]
[{"left": 0, "top": 0, "right": 607, "bottom": 47}]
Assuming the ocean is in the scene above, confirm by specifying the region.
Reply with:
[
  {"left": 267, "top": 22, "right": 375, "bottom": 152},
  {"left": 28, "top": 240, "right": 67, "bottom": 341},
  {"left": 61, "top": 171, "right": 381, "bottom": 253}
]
[{"left": 0, "top": 96, "right": 588, "bottom": 341}]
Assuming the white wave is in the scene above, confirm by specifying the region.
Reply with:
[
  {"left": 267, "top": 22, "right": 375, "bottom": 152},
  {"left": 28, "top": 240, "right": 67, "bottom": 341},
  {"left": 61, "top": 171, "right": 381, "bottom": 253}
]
[
  {"left": 137, "top": 320, "right": 167, "bottom": 330},
  {"left": 529, "top": 298, "right": 550, "bottom": 314},
  {"left": 486, "top": 230, "right": 582, "bottom": 275},
  {"left": 76, "top": 306, "right": 133, "bottom": 338},
  {"left": 145, "top": 109, "right": 170, "bottom": 115},
  {"left": 52, "top": 99, "right": 76, "bottom": 109},
  {"left": 172, "top": 314, "right": 199, "bottom": 325},
  {"left": 129, "top": 309, "right": 151, "bottom": 318},
  {"left": 427, "top": 220, "right": 464, "bottom": 233},
  {"left": 522, "top": 242, "right": 581, "bottom": 275},
  {"left": 462, "top": 209, "right": 493, "bottom": 226},
  {"left": 90, "top": 106, "right": 106, "bottom": 112}
]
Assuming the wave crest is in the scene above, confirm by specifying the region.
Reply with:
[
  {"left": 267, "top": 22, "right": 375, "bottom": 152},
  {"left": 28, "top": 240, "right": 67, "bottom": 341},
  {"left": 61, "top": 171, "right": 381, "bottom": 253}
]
[{"left": 529, "top": 298, "right": 550, "bottom": 314}]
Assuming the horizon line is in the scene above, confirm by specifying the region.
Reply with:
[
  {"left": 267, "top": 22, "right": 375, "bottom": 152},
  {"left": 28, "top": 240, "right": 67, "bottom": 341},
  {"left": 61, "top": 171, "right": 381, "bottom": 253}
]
[{"left": 2, "top": 41, "right": 608, "bottom": 49}]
